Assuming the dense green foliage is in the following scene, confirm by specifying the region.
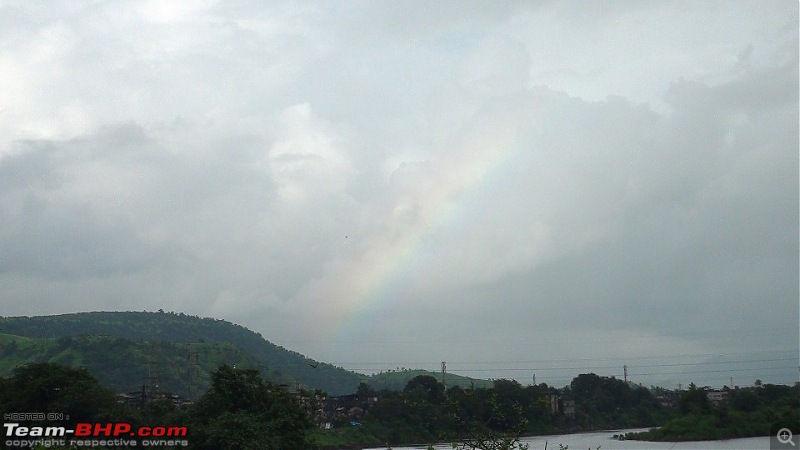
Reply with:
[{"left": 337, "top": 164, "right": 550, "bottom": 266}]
[
  {"left": 628, "top": 382, "right": 800, "bottom": 441},
  {"left": 1, "top": 361, "right": 797, "bottom": 449},
  {"left": 0, "top": 363, "right": 116, "bottom": 432},
  {"left": 0, "top": 311, "right": 363, "bottom": 394},
  {"left": 366, "top": 368, "right": 493, "bottom": 391},
  {"left": 0, "top": 333, "right": 287, "bottom": 397},
  {"left": 0, "top": 363, "right": 315, "bottom": 450},
  {"left": 190, "top": 365, "right": 314, "bottom": 450},
  {"left": 0, "top": 312, "right": 498, "bottom": 397},
  {"left": 317, "top": 374, "right": 674, "bottom": 447},
  {"left": 565, "top": 373, "right": 671, "bottom": 429}
]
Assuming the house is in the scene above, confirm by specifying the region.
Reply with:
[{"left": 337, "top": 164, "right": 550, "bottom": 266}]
[
  {"left": 323, "top": 393, "right": 378, "bottom": 425},
  {"left": 562, "top": 399, "right": 576, "bottom": 418},
  {"left": 545, "top": 388, "right": 560, "bottom": 414},
  {"left": 705, "top": 389, "right": 728, "bottom": 405}
]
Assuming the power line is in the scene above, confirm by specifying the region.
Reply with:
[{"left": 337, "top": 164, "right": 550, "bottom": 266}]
[
  {"left": 334, "top": 348, "right": 797, "bottom": 366},
  {"left": 445, "top": 366, "right": 798, "bottom": 385},
  {"left": 344, "top": 357, "right": 797, "bottom": 373},
  {"left": 629, "top": 366, "right": 798, "bottom": 377},
  {"left": 273, "top": 327, "right": 797, "bottom": 346}
]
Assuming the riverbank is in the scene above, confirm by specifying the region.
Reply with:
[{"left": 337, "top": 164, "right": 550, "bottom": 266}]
[
  {"left": 624, "top": 406, "right": 798, "bottom": 441},
  {"left": 371, "top": 429, "right": 770, "bottom": 450}
]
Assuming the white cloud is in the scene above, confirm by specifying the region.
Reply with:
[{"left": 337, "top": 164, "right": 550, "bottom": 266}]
[
  {"left": 266, "top": 103, "right": 354, "bottom": 204},
  {"left": 0, "top": 1, "right": 796, "bottom": 386}
]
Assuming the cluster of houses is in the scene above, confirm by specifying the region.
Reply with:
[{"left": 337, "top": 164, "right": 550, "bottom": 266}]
[
  {"left": 115, "top": 385, "right": 194, "bottom": 409},
  {"left": 308, "top": 392, "right": 379, "bottom": 429},
  {"left": 310, "top": 385, "right": 739, "bottom": 429},
  {"left": 545, "top": 387, "right": 576, "bottom": 418},
  {"left": 112, "top": 380, "right": 737, "bottom": 430},
  {"left": 704, "top": 388, "right": 729, "bottom": 405},
  {"left": 313, "top": 388, "right": 580, "bottom": 429},
  {"left": 655, "top": 386, "right": 730, "bottom": 407}
]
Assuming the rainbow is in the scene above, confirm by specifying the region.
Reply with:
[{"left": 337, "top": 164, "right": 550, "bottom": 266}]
[{"left": 308, "top": 111, "right": 532, "bottom": 350}]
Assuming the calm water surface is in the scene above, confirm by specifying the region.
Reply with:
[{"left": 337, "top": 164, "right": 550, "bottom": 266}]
[{"left": 368, "top": 429, "right": 769, "bottom": 450}]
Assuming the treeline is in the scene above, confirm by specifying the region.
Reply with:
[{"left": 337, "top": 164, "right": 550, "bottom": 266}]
[
  {"left": 0, "top": 362, "right": 315, "bottom": 450},
  {"left": 317, "top": 373, "right": 676, "bottom": 447},
  {"left": 3, "top": 361, "right": 796, "bottom": 449},
  {"left": 627, "top": 382, "right": 800, "bottom": 441},
  {"left": 0, "top": 362, "right": 670, "bottom": 449}
]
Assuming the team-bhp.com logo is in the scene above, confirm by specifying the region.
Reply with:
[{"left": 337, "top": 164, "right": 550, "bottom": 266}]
[{"left": 4, "top": 422, "right": 188, "bottom": 448}]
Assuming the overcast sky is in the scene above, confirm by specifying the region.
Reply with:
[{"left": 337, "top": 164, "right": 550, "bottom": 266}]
[{"left": 1, "top": 1, "right": 797, "bottom": 388}]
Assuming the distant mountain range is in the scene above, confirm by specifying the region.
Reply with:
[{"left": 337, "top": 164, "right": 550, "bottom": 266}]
[{"left": 0, "top": 311, "right": 494, "bottom": 397}]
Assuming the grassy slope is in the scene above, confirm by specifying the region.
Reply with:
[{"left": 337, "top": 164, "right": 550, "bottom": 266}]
[{"left": 366, "top": 368, "right": 493, "bottom": 391}]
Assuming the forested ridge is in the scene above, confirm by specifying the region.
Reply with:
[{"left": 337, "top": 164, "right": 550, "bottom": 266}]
[
  {"left": 0, "top": 312, "right": 493, "bottom": 397},
  {"left": 0, "top": 311, "right": 363, "bottom": 395},
  {"left": 0, "top": 333, "right": 287, "bottom": 396}
]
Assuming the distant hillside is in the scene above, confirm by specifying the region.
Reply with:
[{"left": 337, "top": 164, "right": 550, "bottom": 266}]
[
  {"left": 0, "top": 332, "right": 290, "bottom": 397},
  {"left": 0, "top": 311, "right": 365, "bottom": 395},
  {"left": 365, "top": 368, "right": 493, "bottom": 391}
]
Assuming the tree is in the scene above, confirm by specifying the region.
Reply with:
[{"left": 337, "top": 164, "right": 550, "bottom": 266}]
[
  {"left": 732, "top": 389, "right": 760, "bottom": 412},
  {"left": 488, "top": 380, "right": 526, "bottom": 432},
  {"left": 356, "top": 381, "right": 376, "bottom": 397},
  {"left": 0, "top": 362, "right": 115, "bottom": 429},
  {"left": 679, "top": 383, "right": 709, "bottom": 414},
  {"left": 404, "top": 375, "right": 445, "bottom": 404},
  {"left": 189, "top": 365, "right": 313, "bottom": 450},
  {"left": 450, "top": 392, "right": 530, "bottom": 450},
  {"left": 403, "top": 375, "right": 447, "bottom": 438}
]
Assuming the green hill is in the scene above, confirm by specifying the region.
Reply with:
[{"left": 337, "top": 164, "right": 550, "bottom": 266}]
[
  {"left": 0, "top": 332, "right": 288, "bottom": 398},
  {"left": 365, "top": 368, "right": 493, "bottom": 391},
  {"left": 0, "top": 311, "right": 365, "bottom": 395}
]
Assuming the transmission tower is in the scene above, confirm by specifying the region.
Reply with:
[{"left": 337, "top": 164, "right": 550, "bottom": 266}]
[{"left": 147, "top": 356, "right": 160, "bottom": 398}]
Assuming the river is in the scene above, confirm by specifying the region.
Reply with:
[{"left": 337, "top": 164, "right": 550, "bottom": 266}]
[{"left": 366, "top": 429, "right": 769, "bottom": 450}]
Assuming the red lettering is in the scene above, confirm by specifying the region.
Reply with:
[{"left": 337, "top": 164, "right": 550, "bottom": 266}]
[
  {"left": 166, "top": 426, "right": 188, "bottom": 437},
  {"left": 113, "top": 423, "right": 131, "bottom": 436},
  {"left": 94, "top": 423, "right": 113, "bottom": 436},
  {"left": 74, "top": 423, "right": 92, "bottom": 437}
]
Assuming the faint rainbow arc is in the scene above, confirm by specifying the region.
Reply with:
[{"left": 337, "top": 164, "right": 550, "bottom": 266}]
[{"left": 313, "top": 121, "right": 525, "bottom": 347}]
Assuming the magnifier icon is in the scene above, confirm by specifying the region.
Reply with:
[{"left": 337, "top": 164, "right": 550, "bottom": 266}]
[{"left": 778, "top": 428, "right": 795, "bottom": 446}]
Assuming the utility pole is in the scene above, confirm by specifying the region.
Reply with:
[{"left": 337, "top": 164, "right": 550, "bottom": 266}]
[
  {"left": 623, "top": 365, "right": 628, "bottom": 384},
  {"left": 533, "top": 374, "right": 536, "bottom": 386},
  {"left": 441, "top": 361, "right": 447, "bottom": 389},
  {"left": 147, "top": 348, "right": 159, "bottom": 398}
]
